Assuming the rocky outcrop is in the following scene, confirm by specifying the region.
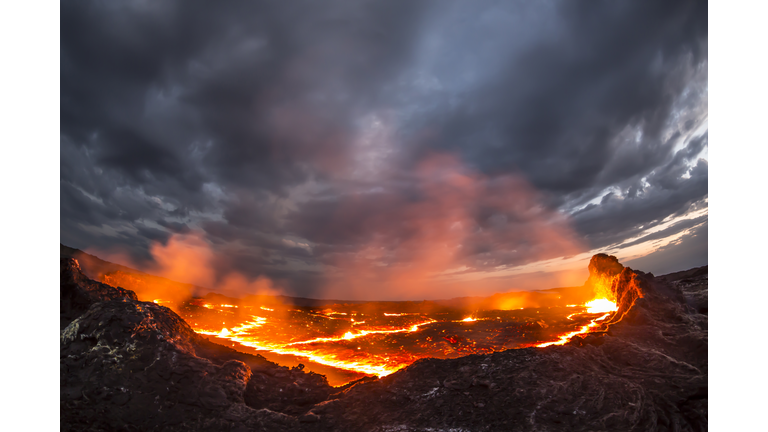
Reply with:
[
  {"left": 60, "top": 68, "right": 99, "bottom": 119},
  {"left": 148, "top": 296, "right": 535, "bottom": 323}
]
[
  {"left": 60, "top": 256, "right": 707, "bottom": 431},
  {"left": 583, "top": 254, "right": 647, "bottom": 326},
  {"left": 60, "top": 258, "right": 336, "bottom": 432},
  {"left": 657, "top": 266, "right": 708, "bottom": 315},
  {"left": 312, "top": 264, "right": 707, "bottom": 431},
  {"left": 602, "top": 267, "right": 646, "bottom": 326},
  {"left": 60, "top": 258, "right": 138, "bottom": 328},
  {"left": 586, "top": 253, "right": 626, "bottom": 300}
]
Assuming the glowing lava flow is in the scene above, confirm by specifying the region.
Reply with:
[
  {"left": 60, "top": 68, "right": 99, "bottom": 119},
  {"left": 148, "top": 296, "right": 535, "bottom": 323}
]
[
  {"left": 196, "top": 317, "right": 435, "bottom": 377},
  {"left": 286, "top": 320, "right": 436, "bottom": 346},
  {"left": 186, "top": 296, "right": 619, "bottom": 378},
  {"left": 584, "top": 298, "right": 618, "bottom": 314},
  {"left": 535, "top": 312, "right": 610, "bottom": 347},
  {"left": 535, "top": 298, "right": 617, "bottom": 347}
]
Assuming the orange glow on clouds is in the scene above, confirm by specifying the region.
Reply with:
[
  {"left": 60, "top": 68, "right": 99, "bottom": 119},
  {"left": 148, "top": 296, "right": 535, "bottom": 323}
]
[{"left": 317, "top": 153, "right": 586, "bottom": 300}]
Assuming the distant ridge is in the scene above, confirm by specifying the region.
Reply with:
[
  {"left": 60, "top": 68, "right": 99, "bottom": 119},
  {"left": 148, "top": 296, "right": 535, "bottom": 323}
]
[
  {"left": 58, "top": 244, "right": 594, "bottom": 309},
  {"left": 61, "top": 244, "right": 158, "bottom": 279},
  {"left": 59, "top": 244, "right": 369, "bottom": 307},
  {"left": 60, "top": 244, "right": 209, "bottom": 297},
  {"left": 60, "top": 243, "right": 702, "bottom": 310}
]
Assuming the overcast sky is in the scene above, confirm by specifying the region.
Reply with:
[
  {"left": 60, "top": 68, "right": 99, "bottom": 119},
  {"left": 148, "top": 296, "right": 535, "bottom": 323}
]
[{"left": 60, "top": 0, "right": 707, "bottom": 300}]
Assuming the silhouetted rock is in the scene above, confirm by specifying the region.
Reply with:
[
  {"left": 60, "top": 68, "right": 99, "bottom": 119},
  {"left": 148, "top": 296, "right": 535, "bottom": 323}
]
[{"left": 60, "top": 258, "right": 137, "bottom": 328}]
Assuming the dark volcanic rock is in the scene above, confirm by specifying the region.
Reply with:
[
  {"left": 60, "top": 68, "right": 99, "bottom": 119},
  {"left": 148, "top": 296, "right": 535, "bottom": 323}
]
[
  {"left": 60, "top": 256, "right": 707, "bottom": 431},
  {"left": 588, "top": 253, "right": 625, "bottom": 277},
  {"left": 586, "top": 253, "right": 625, "bottom": 290},
  {"left": 60, "top": 258, "right": 335, "bottom": 432},
  {"left": 602, "top": 267, "right": 647, "bottom": 326},
  {"left": 60, "top": 258, "right": 138, "bottom": 329},
  {"left": 308, "top": 263, "right": 707, "bottom": 431},
  {"left": 658, "top": 266, "right": 709, "bottom": 315}
]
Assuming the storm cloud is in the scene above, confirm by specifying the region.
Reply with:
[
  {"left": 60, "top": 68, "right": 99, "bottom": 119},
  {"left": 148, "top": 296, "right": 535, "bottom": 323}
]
[{"left": 61, "top": 0, "right": 708, "bottom": 299}]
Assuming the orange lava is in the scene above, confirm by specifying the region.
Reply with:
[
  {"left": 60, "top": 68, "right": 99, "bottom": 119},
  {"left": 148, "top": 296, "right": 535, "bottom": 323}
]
[
  {"left": 534, "top": 312, "right": 610, "bottom": 347},
  {"left": 534, "top": 297, "right": 617, "bottom": 347},
  {"left": 584, "top": 298, "right": 618, "bottom": 314},
  {"left": 194, "top": 313, "right": 436, "bottom": 377},
  {"left": 284, "top": 320, "right": 435, "bottom": 347},
  {"left": 181, "top": 297, "right": 618, "bottom": 379}
]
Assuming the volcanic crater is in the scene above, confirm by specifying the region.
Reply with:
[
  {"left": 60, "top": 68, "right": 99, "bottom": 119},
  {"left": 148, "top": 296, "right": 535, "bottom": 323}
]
[{"left": 60, "top": 250, "right": 707, "bottom": 431}]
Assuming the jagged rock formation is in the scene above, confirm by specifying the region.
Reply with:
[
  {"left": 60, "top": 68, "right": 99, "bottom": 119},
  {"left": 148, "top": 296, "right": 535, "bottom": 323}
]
[
  {"left": 60, "top": 255, "right": 707, "bottom": 431},
  {"left": 60, "top": 258, "right": 337, "bottom": 431},
  {"left": 60, "top": 258, "right": 138, "bottom": 328},
  {"left": 585, "top": 253, "right": 626, "bottom": 302},
  {"left": 309, "top": 261, "right": 707, "bottom": 431}
]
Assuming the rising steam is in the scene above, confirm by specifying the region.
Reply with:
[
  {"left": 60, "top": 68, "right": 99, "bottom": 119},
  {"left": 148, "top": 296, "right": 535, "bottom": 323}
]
[
  {"left": 92, "top": 231, "right": 283, "bottom": 305},
  {"left": 315, "top": 153, "right": 586, "bottom": 300}
]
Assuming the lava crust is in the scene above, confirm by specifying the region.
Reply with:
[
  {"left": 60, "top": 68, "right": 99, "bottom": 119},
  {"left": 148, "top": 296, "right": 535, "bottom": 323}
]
[{"left": 60, "top": 256, "right": 707, "bottom": 431}]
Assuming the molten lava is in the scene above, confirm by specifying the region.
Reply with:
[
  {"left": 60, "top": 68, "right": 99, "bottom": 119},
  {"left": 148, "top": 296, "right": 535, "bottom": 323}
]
[
  {"left": 196, "top": 315, "right": 435, "bottom": 377},
  {"left": 584, "top": 298, "right": 618, "bottom": 314},
  {"left": 535, "top": 297, "right": 617, "bottom": 348},
  {"left": 534, "top": 312, "right": 610, "bottom": 348},
  {"left": 169, "top": 294, "right": 620, "bottom": 385}
]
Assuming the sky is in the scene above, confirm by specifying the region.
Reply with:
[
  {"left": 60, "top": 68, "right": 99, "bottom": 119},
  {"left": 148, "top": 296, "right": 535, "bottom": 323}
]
[{"left": 60, "top": 0, "right": 708, "bottom": 300}]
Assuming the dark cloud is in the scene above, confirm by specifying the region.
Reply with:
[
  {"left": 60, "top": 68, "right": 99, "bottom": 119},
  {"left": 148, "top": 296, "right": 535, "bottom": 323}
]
[
  {"left": 401, "top": 1, "right": 707, "bottom": 192},
  {"left": 156, "top": 220, "right": 191, "bottom": 235},
  {"left": 572, "top": 153, "right": 708, "bottom": 250},
  {"left": 615, "top": 213, "right": 707, "bottom": 251},
  {"left": 625, "top": 221, "right": 708, "bottom": 276},
  {"left": 61, "top": 0, "right": 707, "bottom": 297}
]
